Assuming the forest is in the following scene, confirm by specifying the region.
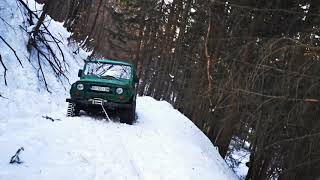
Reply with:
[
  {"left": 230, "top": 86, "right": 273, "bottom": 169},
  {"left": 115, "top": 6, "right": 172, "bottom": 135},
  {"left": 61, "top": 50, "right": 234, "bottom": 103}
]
[{"left": 2, "top": 0, "right": 320, "bottom": 179}]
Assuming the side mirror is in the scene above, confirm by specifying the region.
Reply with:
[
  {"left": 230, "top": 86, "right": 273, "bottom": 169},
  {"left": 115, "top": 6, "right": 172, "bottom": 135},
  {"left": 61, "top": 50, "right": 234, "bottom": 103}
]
[{"left": 78, "top": 69, "right": 83, "bottom": 77}]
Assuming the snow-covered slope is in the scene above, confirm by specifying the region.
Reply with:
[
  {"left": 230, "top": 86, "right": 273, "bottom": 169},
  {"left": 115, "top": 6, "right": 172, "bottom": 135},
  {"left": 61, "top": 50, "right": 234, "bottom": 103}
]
[
  {"left": 0, "top": 0, "right": 87, "bottom": 119},
  {"left": 0, "top": 1, "right": 238, "bottom": 180}
]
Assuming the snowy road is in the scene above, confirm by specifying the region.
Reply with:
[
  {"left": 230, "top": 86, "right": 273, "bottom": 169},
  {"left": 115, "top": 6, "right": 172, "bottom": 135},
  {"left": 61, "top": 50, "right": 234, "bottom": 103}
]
[{"left": 0, "top": 97, "right": 237, "bottom": 180}]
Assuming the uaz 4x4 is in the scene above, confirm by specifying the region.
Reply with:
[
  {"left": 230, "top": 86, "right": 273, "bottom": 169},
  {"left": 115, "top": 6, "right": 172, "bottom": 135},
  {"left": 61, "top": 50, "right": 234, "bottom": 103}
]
[{"left": 66, "top": 59, "right": 138, "bottom": 124}]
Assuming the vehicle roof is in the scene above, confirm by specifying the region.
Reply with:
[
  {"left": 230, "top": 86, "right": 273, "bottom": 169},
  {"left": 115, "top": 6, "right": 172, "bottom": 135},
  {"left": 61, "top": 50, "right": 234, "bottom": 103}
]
[{"left": 86, "top": 59, "right": 133, "bottom": 66}]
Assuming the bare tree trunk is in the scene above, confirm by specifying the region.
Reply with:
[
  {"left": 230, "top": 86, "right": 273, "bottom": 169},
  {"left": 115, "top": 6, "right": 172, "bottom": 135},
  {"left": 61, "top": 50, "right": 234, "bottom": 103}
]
[
  {"left": 214, "top": 94, "right": 240, "bottom": 158},
  {"left": 27, "top": 0, "right": 51, "bottom": 51},
  {"left": 83, "top": 0, "right": 103, "bottom": 46}
]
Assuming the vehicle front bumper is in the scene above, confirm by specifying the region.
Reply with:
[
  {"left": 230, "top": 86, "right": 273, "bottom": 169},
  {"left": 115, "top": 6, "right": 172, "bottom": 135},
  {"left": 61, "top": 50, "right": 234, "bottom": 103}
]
[{"left": 66, "top": 98, "right": 131, "bottom": 109}]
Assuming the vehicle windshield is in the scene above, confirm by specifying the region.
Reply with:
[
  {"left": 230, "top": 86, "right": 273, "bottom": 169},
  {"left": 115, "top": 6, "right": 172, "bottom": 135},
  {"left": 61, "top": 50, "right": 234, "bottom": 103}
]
[{"left": 84, "top": 62, "right": 132, "bottom": 80}]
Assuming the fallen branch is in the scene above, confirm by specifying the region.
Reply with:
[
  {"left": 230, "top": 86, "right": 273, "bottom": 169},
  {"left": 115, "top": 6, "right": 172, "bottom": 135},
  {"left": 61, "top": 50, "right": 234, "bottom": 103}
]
[
  {"left": 36, "top": 50, "right": 51, "bottom": 93},
  {"left": 17, "top": 0, "right": 66, "bottom": 65},
  {"left": 0, "top": 54, "right": 8, "bottom": 85},
  {"left": 0, "top": 16, "right": 15, "bottom": 31},
  {"left": 16, "top": 0, "right": 70, "bottom": 92},
  {"left": 0, "top": 36, "right": 23, "bottom": 67},
  {"left": 9, "top": 147, "right": 24, "bottom": 164},
  {"left": 42, "top": 115, "right": 61, "bottom": 122},
  {"left": 0, "top": 93, "right": 8, "bottom": 99}
]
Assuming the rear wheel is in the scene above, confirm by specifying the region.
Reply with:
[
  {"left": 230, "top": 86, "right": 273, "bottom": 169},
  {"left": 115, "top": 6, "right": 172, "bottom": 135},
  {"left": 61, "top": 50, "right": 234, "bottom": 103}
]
[
  {"left": 119, "top": 102, "right": 136, "bottom": 125},
  {"left": 67, "top": 102, "right": 80, "bottom": 117}
]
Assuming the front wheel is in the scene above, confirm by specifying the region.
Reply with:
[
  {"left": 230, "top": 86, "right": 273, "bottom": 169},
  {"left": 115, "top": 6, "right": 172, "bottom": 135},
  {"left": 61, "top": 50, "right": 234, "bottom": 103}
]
[
  {"left": 119, "top": 103, "right": 136, "bottom": 125},
  {"left": 67, "top": 102, "right": 80, "bottom": 117}
]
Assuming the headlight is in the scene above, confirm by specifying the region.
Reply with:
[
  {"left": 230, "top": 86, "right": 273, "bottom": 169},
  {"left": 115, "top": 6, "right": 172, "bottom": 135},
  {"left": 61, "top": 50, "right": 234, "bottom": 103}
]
[
  {"left": 77, "top": 84, "right": 84, "bottom": 90},
  {"left": 116, "top": 88, "right": 123, "bottom": 94}
]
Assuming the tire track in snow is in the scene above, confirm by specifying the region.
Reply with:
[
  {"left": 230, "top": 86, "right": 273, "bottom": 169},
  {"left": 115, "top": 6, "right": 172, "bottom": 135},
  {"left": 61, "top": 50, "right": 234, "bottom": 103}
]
[{"left": 116, "top": 127, "right": 145, "bottom": 180}]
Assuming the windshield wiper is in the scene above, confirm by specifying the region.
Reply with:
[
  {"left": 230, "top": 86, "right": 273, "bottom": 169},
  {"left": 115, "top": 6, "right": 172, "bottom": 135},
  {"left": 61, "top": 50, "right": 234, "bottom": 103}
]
[{"left": 98, "top": 64, "right": 114, "bottom": 77}]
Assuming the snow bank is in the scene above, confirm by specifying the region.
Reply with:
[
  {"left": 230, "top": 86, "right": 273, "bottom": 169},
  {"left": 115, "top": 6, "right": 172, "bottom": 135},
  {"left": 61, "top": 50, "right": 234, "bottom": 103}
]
[{"left": 0, "top": 0, "right": 237, "bottom": 180}]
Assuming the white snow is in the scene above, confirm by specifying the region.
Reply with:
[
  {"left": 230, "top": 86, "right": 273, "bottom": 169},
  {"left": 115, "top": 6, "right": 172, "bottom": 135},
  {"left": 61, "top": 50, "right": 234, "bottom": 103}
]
[
  {"left": 226, "top": 138, "right": 250, "bottom": 179},
  {"left": 163, "top": 0, "right": 173, "bottom": 5},
  {"left": 0, "top": 0, "right": 237, "bottom": 180},
  {"left": 0, "top": 97, "right": 238, "bottom": 180},
  {"left": 226, "top": 147, "right": 250, "bottom": 179}
]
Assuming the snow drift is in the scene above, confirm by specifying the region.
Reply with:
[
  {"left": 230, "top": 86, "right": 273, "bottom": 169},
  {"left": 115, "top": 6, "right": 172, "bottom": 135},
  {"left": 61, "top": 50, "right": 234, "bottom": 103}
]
[{"left": 0, "top": 0, "right": 237, "bottom": 179}]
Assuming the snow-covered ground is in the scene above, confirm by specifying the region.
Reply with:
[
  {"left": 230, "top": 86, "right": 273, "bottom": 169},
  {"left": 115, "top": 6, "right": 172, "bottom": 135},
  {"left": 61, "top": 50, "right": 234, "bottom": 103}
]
[
  {"left": 0, "top": 97, "right": 237, "bottom": 180},
  {"left": 0, "top": 0, "right": 238, "bottom": 179}
]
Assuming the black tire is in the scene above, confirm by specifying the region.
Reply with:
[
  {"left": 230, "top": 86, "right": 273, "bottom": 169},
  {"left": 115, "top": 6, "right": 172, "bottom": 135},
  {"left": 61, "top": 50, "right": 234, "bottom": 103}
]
[
  {"left": 119, "top": 102, "right": 136, "bottom": 125},
  {"left": 67, "top": 102, "right": 80, "bottom": 117},
  {"left": 74, "top": 105, "right": 80, "bottom": 116}
]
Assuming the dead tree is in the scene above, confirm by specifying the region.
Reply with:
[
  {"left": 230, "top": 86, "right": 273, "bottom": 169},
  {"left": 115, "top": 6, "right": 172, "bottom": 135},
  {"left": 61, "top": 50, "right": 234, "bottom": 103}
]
[{"left": 16, "top": 0, "right": 70, "bottom": 92}]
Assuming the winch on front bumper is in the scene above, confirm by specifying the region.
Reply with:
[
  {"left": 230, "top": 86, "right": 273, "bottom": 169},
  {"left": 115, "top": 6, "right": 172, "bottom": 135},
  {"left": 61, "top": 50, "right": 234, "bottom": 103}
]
[{"left": 66, "top": 98, "right": 132, "bottom": 109}]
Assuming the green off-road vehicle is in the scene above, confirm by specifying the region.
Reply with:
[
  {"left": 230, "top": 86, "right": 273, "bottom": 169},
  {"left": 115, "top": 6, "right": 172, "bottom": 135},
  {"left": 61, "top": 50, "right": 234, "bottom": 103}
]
[{"left": 66, "top": 59, "right": 138, "bottom": 124}]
